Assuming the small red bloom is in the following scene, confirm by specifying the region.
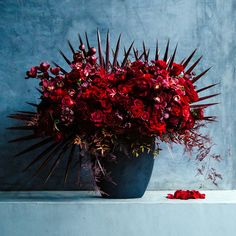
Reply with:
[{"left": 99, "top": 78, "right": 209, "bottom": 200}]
[
  {"left": 171, "top": 63, "right": 184, "bottom": 76},
  {"left": 40, "top": 62, "right": 50, "bottom": 72},
  {"left": 90, "top": 110, "right": 104, "bottom": 124},
  {"left": 166, "top": 190, "right": 206, "bottom": 200},
  {"left": 26, "top": 66, "right": 37, "bottom": 78}
]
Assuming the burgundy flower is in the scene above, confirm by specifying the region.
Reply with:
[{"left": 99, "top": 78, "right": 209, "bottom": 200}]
[
  {"left": 40, "top": 62, "right": 50, "bottom": 72},
  {"left": 26, "top": 66, "right": 38, "bottom": 78},
  {"left": 90, "top": 110, "right": 104, "bottom": 124}
]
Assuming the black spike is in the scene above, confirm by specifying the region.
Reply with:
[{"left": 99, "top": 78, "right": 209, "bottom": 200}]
[
  {"left": 85, "top": 32, "right": 90, "bottom": 49},
  {"left": 13, "top": 137, "right": 53, "bottom": 156},
  {"left": 185, "top": 56, "right": 203, "bottom": 74},
  {"left": 32, "top": 140, "right": 68, "bottom": 179},
  {"left": 67, "top": 40, "right": 75, "bottom": 54},
  {"left": 192, "top": 67, "right": 211, "bottom": 83},
  {"left": 133, "top": 47, "right": 138, "bottom": 60},
  {"left": 9, "top": 134, "right": 39, "bottom": 143},
  {"left": 64, "top": 144, "right": 76, "bottom": 183},
  {"left": 7, "top": 126, "right": 34, "bottom": 131},
  {"left": 112, "top": 34, "right": 121, "bottom": 69},
  {"left": 58, "top": 50, "right": 71, "bottom": 65},
  {"left": 78, "top": 33, "right": 83, "bottom": 46},
  {"left": 168, "top": 43, "right": 178, "bottom": 69},
  {"left": 97, "top": 29, "right": 104, "bottom": 67},
  {"left": 105, "top": 30, "right": 110, "bottom": 71},
  {"left": 52, "top": 61, "right": 67, "bottom": 74},
  {"left": 121, "top": 41, "right": 134, "bottom": 67},
  {"left": 155, "top": 39, "right": 159, "bottom": 60},
  {"left": 142, "top": 41, "right": 147, "bottom": 61},
  {"left": 23, "top": 142, "right": 59, "bottom": 171},
  {"left": 196, "top": 83, "right": 219, "bottom": 93},
  {"left": 163, "top": 39, "right": 169, "bottom": 62},
  {"left": 26, "top": 102, "right": 38, "bottom": 107},
  {"left": 183, "top": 49, "right": 197, "bottom": 68},
  {"left": 196, "top": 93, "right": 220, "bottom": 102},
  {"left": 44, "top": 142, "right": 71, "bottom": 183}
]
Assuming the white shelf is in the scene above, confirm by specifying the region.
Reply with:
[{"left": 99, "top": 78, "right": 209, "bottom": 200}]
[{"left": 0, "top": 191, "right": 236, "bottom": 236}]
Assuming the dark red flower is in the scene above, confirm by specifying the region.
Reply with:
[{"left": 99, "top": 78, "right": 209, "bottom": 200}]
[
  {"left": 26, "top": 66, "right": 37, "bottom": 78},
  {"left": 40, "top": 62, "right": 50, "bottom": 72},
  {"left": 171, "top": 63, "right": 184, "bottom": 76},
  {"left": 90, "top": 110, "right": 104, "bottom": 124},
  {"left": 50, "top": 67, "right": 60, "bottom": 75}
]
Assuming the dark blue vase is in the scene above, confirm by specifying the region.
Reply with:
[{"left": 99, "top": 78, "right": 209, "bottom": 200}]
[{"left": 95, "top": 142, "right": 155, "bottom": 199}]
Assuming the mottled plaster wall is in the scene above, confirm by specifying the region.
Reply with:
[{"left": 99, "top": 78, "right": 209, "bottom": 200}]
[{"left": 0, "top": 0, "right": 235, "bottom": 190}]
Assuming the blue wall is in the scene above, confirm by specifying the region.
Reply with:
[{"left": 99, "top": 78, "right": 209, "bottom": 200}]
[{"left": 0, "top": 0, "right": 235, "bottom": 190}]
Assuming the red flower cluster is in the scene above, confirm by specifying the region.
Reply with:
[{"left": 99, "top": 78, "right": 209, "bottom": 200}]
[
  {"left": 26, "top": 46, "right": 203, "bottom": 142},
  {"left": 166, "top": 190, "right": 206, "bottom": 200}
]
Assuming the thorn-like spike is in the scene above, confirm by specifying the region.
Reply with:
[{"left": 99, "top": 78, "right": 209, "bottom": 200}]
[
  {"left": 155, "top": 39, "right": 159, "bottom": 60},
  {"left": 36, "top": 88, "right": 43, "bottom": 94},
  {"left": 13, "top": 137, "right": 53, "bottom": 156},
  {"left": 190, "top": 102, "right": 219, "bottom": 108},
  {"left": 168, "top": 43, "right": 178, "bottom": 69},
  {"left": 142, "top": 41, "right": 147, "bottom": 60},
  {"left": 105, "top": 30, "right": 110, "bottom": 71},
  {"left": 64, "top": 145, "right": 76, "bottom": 183},
  {"left": 185, "top": 56, "right": 203, "bottom": 74},
  {"left": 163, "top": 39, "right": 170, "bottom": 62},
  {"left": 44, "top": 143, "right": 70, "bottom": 183},
  {"left": 78, "top": 33, "right": 83, "bottom": 45},
  {"left": 23, "top": 142, "right": 59, "bottom": 172},
  {"left": 183, "top": 48, "right": 197, "bottom": 67},
  {"left": 121, "top": 41, "right": 134, "bottom": 67},
  {"left": 9, "top": 134, "right": 39, "bottom": 143},
  {"left": 6, "top": 126, "right": 34, "bottom": 130},
  {"left": 192, "top": 67, "right": 212, "bottom": 83},
  {"left": 58, "top": 50, "right": 71, "bottom": 65},
  {"left": 112, "top": 33, "right": 121, "bottom": 69},
  {"left": 85, "top": 32, "right": 90, "bottom": 49},
  {"left": 133, "top": 47, "right": 138, "bottom": 60},
  {"left": 196, "top": 83, "right": 219, "bottom": 93},
  {"left": 67, "top": 40, "right": 75, "bottom": 54},
  {"left": 196, "top": 93, "right": 220, "bottom": 102},
  {"left": 16, "top": 111, "right": 36, "bottom": 115},
  {"left": 97, "top": 29, "right": 104, "bottom": 67},
  {"left": 52, "top": 61, "right": 67, "bottom": 74},
  {"left": 26, "top": 102, "right": 38, "bottom": 107}
]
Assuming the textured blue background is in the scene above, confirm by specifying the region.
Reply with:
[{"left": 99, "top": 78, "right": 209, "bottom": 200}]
[{"left": 0, "top": 0, "right": 235, "bottom": 190}]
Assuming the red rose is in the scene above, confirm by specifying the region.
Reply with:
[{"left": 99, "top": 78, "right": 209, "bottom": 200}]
[
  {"left": 90, "top": 110, "right": 104, "bottom": 124},
  {"left": 156, "top": 60, "right": 167, "bottom": 69},
  {"left": 62, "top": 95, "right": 75, "bottom": 106},
  {"left": 130, "top": 105, "right": 143, "bottom": 118},
  {"left": 171, "top": 63, "right": 184, "bottom": 76}
]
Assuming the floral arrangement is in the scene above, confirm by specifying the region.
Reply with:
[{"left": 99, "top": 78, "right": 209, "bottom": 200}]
[{"left": 9, "top": 31, "right": 219, "bottom": 184}]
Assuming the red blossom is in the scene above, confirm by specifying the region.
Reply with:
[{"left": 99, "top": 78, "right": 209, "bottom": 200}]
[{"left": 166, "top": 190, "right": 205, "bottom": 200}]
